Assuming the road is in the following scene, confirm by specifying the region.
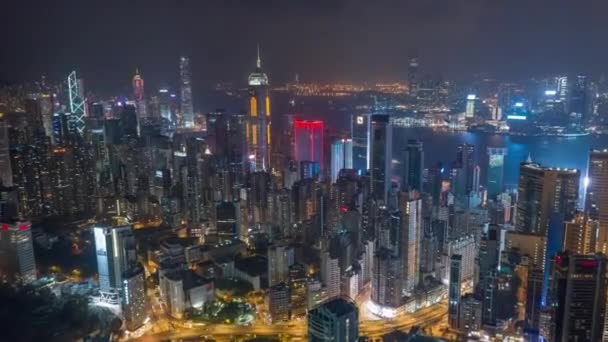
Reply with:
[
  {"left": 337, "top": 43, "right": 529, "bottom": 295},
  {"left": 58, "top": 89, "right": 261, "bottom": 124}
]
[{"left": 138, "top": 301, "right": 448, "bottom": 341}]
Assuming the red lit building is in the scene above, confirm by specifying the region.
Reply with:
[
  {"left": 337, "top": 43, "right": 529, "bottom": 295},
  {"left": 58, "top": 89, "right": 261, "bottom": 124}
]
[{"left": 294, "top": 119, "right": 324, "bottom": 170}]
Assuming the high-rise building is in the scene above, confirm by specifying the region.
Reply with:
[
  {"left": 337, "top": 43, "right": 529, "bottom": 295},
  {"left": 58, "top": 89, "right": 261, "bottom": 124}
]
[
  {"left": 179, "top": 56, "right": 194, "bottom": 128},
  {"left": 246, "top": 48, "right": 271, "bottom": 172},
  {"left": 408, "top": 57, "right": 419, "bottom": 98},
  {"left": 321, "top": 250, "right": 340, "bottom": 300},
  {"left": 93, "top": 218, "right": 137, "bottom": 294},
  {"left": 402, "top": 139, "right": 423, "bottom": 192},
  {"left": 586, "top": 149, "right": 608, "bottom": 253},
  {"left": 0, "top": 221, "right": 36, "bottom": 284},
  {"left": 546, "top": 253, "right": 606, "bottom": 342},
  {"left": 293, "top": 120, "right": 324, "bottom": 170},
  {"left": 0, "top": 116, "right": 12, "bottom": 187},
  {"left": 465, "top": 94, "right": 476, "bottom": 118},
  {"left": 563, "top": 211, "right": 596, "bottom": 255},
  {"left": 369, "top": 114, "right": 392, "bottom": 203},
  {"left": 268, "top": 243, "right": 293, "bottom": 287},
  {"left": 487, "top": 147, "right": 507, "bottom": 199},
  {"left": 308, "top": 297, "right": 359, "bottom": 342},
  {"left": 67, "top": 71, "right": 87, "bottom": 135},
  {"left": 268, "top": 282, "right": 291, "bottom": 323},
  {"left": 371, "top": 248, "right": 403, "bottom": 309},
  {"left": 331, "top": 139, "right": 353, "bottom": 183},
  {"left": 132, "top": 69, "right": 147, "bottom": 119},
  {"left": 400, "top": 194, "right": 421, "bottom": 292},
  {"left": 456, "top": 143, "right": 475, "bottom": 193},
  {"left": 449, "top": 254, "right": 462, "bottom": 329},
  {"left": 351, "top": 114, "right": 371, "bottom": 174},
  {"left": 568, "top": 74, "right": 590, "bottom": 127},
  {"left": 516, "top": 163, "right": 579, "bottom": 236},
  {"left": 122, "top": 264, "right": 147, "bottom": 331}
]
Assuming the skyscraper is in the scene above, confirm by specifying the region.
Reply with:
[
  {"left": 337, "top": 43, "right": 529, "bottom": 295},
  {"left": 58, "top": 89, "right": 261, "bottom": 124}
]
[
  {"left": 132, "top": 69, "right": 147, "bottom": 119},
  {"left": 331, "top": 139, "right": 353, "bottom": 183},
  {"left": 122, "top": 264, "right": 147, "bottom": 331},
  {"left": 449, "top": 254, "right": 462, "bottom": 329},
  {"left": 93, "top": 218, "right": 137, "bottom": 295},
  {"left": 465, "top": 95, "right": 476, "bottom": 118},
  {"left": 586, "top": 149, "right": 608, "bottom": 253},
  {"left": 67, "top": 71, "right": 87, "bottom": 135},
  {"left": 180, "top": 56, "right": 194, "bottom": 128},
  {"left": 402, "top": 139, "right": 423, "bottom": 192},
  {"left": 516, "top": 163, "right": 579, "bottom": 236},
  {"left": 546, "top": 253, "right": 606, "bottom": 342},
  {"left": 246, "top": 48, "right": 271, "bottom": 172},
  {"left": 293, "top": 120, "right": 324, "bottom": 170},
  {"left": 408, "top": 57, "right": 419, "bottom": 98},
  {"left": 308, "top": 297, "right": 359, "bottom": 342},
  {"left": 456, "top": 143, "right": 475, "bottom": 192},
  {"left": 487, "top": 147, "right": 507, "bottom": 199},
  {"left": 369, "top": 114, "right": 392, "bottom": 203},
  {"left": 0, "top": 221, "right": 36, "bottom": 284},
  {"left": 351, "top": 114, "right": 370, "bottom": 174},
  {"left": 563, "top": 211, "right": 596, "bottom": 255},
  {"left": 400, "top": 194, "right": 422, "bottom": 292}
]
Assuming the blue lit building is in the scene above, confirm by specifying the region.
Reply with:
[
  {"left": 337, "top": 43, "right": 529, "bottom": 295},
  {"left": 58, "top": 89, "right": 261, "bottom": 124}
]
[{"left": 350, "top": 114, "right": 371, "bottom": 175}]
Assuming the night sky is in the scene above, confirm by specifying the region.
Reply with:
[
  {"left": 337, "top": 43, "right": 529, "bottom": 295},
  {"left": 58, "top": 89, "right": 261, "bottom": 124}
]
[{"left": 2, "top": 0, "right": 608, "bottom": 93}]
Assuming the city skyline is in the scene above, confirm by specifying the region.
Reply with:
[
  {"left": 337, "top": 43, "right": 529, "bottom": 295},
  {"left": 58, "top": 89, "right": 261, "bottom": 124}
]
[{"left": 4, "top": 1, "right": 608, "bottom": 93}]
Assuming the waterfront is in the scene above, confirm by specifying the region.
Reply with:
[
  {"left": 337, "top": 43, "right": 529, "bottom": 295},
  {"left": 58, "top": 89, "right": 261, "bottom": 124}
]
[{"left": 394, "top": 128, "right": 608, "bottom": 191}]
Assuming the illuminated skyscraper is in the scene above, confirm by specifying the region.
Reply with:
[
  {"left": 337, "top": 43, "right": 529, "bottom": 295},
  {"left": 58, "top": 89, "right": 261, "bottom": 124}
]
[
  {"left": 586, "top": 149, "right": 608, "bottom": 253},
  {"left": 331, "top": 139, "right": 353, "bottom": 183},
  {"left": 180, "top": 56, "right": 194, "bottom": 128},
  {"left": 247, "top": 47, "right": 271, "bottom": 172},
  {"left": 132, "top": 69, "right": 147, "bottom": 119},
  {"left": 408, "top": 57, "right": 419, "bottom": 98},
  {"left": 456, "top": 143, "right": 475, "bottom": 192},
  {"left": 93, "top": 218, "right": 137, "bottom": 297},
  {"left": 0, "top": 221, "right": 36, "bottom": 284},
  {"left": 465, "top": 94, "right": 476, "bottom": 118},
  {"left": 448, "top": 254, "right": 462, "bottom": 329},
  {"left": 67, "top": 71, "right": 87, "bottom": 135},
  {"left": 351, "top": 114, "right": 371, "bottom": 174},
  {"left": 369, "top": 114, "right": 392, "bottom": 203},
  {"left": 122, "top": 264, "right": 147, "bottom": 331},
  {"left": 487, "top": 147, "right": 507, "bottom": 199},
  {"left": 293, "top": 120, "right": 324, "bottom": 169}
]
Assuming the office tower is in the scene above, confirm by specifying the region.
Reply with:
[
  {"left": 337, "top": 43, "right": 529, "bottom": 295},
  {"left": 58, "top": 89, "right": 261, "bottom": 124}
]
[
  {"left": 505, "top": 232, "right": 547, "bottom": 271},
  {"left": 308, "top": 297, "right": 358, "bottom": 342},
  {"left": 563, "top": 211, "right": 596, "bottom": 254},
  {"left": 122, "top": 264, "right": 147, "bottom": 331},
  {"left": 449, "top": 254, "right": 462, "bottom": 329},
  {"left": 456, "top": 143, "right": 475, "bottom": 192},
  {"left": 132, "top": 69, "right": 147, "bottom": 119},
  {"left": 268, "top": 282, "right": 291, "bottom": 323},
  {"left": 479, "top": 225, "right": 500, "bottom": 327},
  {"left": 331, "top": 139, "right": 353, "bottom": 183},
  {"left": 369, "top": 114, "right": 392, "bottom": 203},
  {"left": 400, "top": 194, "right": 421, "bottom": 292},
  {"left": 158, "top": 87, "right": 175, "bottom": 123},
  {"left": 371, "top": 248, "right": 403, "bottom": 309},
  {"left": 246, "top": 48, "right": 271, "bottom": 172},
  {"left": 402, "top": 139, "right": 423, "bottom": 192},
  {"left": 568, "top": 74, "right": 590, "bottom": 126},
  {"left": 216, "top": 201, "right": 237, "bottom": 242},
  {"left": 546, "top": 253, "right": 606, "bottom": 342},
  {"left": 472, "top": 165, "right": 481, "bottom": 192},
  {"left": 487, "top": 147, "right": 507, "bottom": 199},
  {"left": 408, "top": 57, "right": 419, "bottom": 98},
  {"left": 351, "top": 114, "right": 371, "bottom": 174},
  {"left": 321, "top": 250, "right": 340, "bottom": 300},
  {"left": 446, "top": 234, "right": 476, "bottom": 283},
  {"left": 465, "top": 94, "right": 476, "bottom": 118},
  {"left": 293, "top": 120, "right": 324, "bottom": 169},
  {"left": 67, "top": 71, "right": 87, "bottom": 135},
  {"left": 0, "top": 221, "right": 36, "bottom": 284},
  {"left": 556, "top": 76, "right": 568, "bottom": 103},
  {"left": 93, "top": 218, "right": 137, "bottom": 294},
  {"left": 268, "top": 243, "right": 293, "bottom": 287},
  {"left": 586, "top": 149, "right": 608, "bottom": 253},
  {"left": 179, "top": 56, "right": 194, "bottom": 128},
  {"left": 516, "top": 162, "right": 579, "bottom": 236}
]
